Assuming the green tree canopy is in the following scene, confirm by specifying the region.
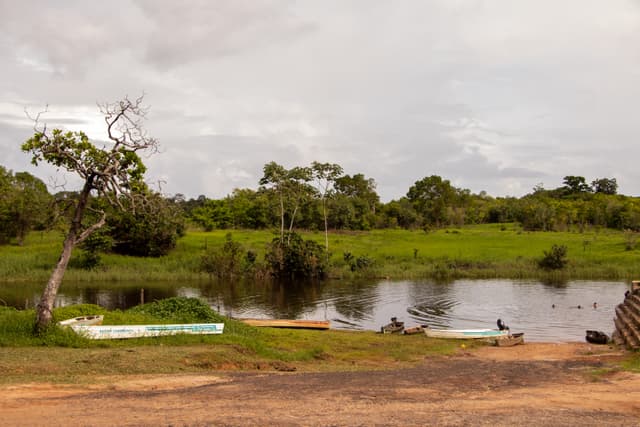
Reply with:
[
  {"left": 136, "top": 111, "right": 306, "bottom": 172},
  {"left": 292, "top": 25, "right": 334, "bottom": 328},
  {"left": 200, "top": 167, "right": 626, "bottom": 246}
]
[{"left": 22, "top": 95, "right": 159, "bottom": 330}]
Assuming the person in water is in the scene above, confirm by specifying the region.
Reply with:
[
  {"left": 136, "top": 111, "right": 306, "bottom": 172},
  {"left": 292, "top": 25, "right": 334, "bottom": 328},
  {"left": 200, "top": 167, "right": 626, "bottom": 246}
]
[{"left": 593, "top": 302, "right": 597, "bottom": 309}]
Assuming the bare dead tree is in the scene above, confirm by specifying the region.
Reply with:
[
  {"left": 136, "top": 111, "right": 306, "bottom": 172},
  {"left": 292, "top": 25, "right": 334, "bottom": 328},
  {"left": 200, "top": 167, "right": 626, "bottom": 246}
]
[{"left": 22, "top": 95, "right": 159, "bottom": 331}]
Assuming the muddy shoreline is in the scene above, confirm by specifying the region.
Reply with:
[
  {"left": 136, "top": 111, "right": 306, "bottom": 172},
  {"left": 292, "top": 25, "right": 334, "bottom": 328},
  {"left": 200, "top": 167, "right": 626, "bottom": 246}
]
[{"left": 2, "top": 343, "right": 639, "bottom": 426}]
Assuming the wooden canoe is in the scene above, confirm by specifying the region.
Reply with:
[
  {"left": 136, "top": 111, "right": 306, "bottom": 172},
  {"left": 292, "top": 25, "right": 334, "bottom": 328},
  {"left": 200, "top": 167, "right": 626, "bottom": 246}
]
[
  {"left": 403, "top": 325, "right": 425, "bottom": 335},
  {"left": 238, "top": 319, "right": 330, "bottom": 330},
  {"left": 494, "top": 332, "right": 525, "bottom": 347},
  {"left": 70, "top": 323, "right": 224, "bottom": 339},
  {"left": 424, "top": 327, "right": 510, "bottom": 339},
  {"left": 58, "top": 315, "right": 104, "bottom": 327}
]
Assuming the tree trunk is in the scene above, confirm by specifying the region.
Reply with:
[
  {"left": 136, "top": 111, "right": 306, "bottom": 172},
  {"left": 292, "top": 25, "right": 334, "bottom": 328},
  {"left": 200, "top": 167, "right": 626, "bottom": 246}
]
[
  {"left": 279, "top": 193, "right": 285, "bottom": 241},
  {"left": 288, "top": 204, "right": 299, "bottom": 246},
  {"left": 322, "top": 197, "right": 329, "bottom": 253},
  {"left": 34, "top": 180, "right": 93, "bottom": 332},
  {"left": 34, "top": 236, "right": 76, "bottom": 331}
]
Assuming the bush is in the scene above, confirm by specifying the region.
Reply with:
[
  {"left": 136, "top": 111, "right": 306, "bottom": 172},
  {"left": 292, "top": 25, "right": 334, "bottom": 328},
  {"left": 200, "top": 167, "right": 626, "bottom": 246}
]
[
  {"left": 538, "top": 244, "right": 568, "bottom": 270},
  {"left": 343, "top": 251, "right": 374, "bottom": 272},
  {"left": 126, "top": 297, "right": 224, "bottom": 323},
  {"left": 265, "top": 232, "right": 327, "bottom": 279},
  {"left": 200, "top": 233, "right": 244, "bottom": 278}
]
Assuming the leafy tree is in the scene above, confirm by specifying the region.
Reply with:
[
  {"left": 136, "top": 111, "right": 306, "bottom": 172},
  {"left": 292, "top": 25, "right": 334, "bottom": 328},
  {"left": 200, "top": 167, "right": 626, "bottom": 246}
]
[
  {"left": 334, "top": 173, "right": 379, "bottom": 214},
  {"left": 0, "top": 167, "right": 52, "bottom": 245},
  {"left": 259, "top": 162, "right": 313, "bottom": 243},
  {"left": 0, "top": 166, "right": 14, "bottom": 243},
  {"left": 190, "top": 198, "right": 233, "bottom": 231},
  {"left": 332, "top": 173, "right": 380, "bottom": 229},
  {"left": 311, "top": 161, "right": 343, "bottom": 253},
  {"left": 104, "top": 190, "right": 185, "bottom": 257},
  {"left": 22, "top": 95, "right": 158, "bottom": 331},
  {"left": 380, "top": 198, "right": 420, "bottom": 229},
  {"left": 407, "top": 175, "right": 458, "bottom": 226},
  {"left": 226, "top": 188, "right": 271, "bottom": 229},
  {"left": 592, "top": 177, "right": 618, "bottom": 195},
  {"left": 10, "top": 172, "right": 52, "bottom": 244},
  {"left": 562, "top": 176, "right": 591, "bottom": 195}
]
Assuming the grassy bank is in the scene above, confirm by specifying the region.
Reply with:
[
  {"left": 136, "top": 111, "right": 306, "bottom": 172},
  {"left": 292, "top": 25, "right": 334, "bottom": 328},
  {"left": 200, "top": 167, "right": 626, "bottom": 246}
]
[
  {"left": 0, "top": 299, "right": 463, "bottom": 384},
  {"left": 1, "top": 224, "right": 640, "bottom": 283},
  {"left": 1, "top": 298, "right": 638, "bottom": 385}
]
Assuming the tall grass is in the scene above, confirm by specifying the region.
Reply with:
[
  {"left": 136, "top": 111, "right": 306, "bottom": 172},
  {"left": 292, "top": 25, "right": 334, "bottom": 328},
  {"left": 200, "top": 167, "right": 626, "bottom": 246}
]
[{"left": 1, "top": 224, "right": 640, "bottom": 283}]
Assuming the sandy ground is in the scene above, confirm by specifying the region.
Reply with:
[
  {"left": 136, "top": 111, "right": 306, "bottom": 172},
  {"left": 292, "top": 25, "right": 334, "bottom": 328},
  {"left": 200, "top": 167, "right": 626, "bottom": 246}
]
[{"left": 2, "top": 342, "right": 639, "bottom": 426}]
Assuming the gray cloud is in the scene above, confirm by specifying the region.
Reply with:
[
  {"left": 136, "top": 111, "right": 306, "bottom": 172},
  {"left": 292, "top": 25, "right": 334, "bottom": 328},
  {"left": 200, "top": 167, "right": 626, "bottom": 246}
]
[{"left": 2, "top": 0, "right": 640, "bottom": 200}]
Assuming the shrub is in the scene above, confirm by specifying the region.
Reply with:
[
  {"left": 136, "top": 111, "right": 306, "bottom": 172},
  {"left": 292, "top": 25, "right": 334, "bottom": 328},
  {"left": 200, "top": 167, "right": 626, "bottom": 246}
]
[
  {"left": 126, "top": 297, "right": 224, "bottom": 323},
  {"left": 538, "top": 244, "right": 568, "bottom": 270},
  {"left": 265, "top": 232, "right": 327, "bottom": 279},
  {"left": 200, "top": 233, "right": 244, "bottom": 278},
  {"left": 343, "top": 251, "right": 374, "bottom": 272}
]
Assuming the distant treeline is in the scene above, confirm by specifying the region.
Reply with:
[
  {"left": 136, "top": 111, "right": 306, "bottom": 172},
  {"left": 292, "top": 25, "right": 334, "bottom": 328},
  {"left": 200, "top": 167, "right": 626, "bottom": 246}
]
[
  {"left": 2, "top": 162, "right": 638, "bottom": 252},
  {"left": 176, "top": 166, "right": 636, "bottom": 233}
]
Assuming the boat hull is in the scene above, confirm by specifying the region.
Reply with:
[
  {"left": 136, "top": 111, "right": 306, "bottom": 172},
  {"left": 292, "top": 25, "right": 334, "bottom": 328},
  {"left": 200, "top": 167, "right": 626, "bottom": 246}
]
[
  {"left": 71, "top": 323, "right": 224, "bottom": 339},
  {"left": 495, "top": 332, "right": 525, "bottom": 347},
  {"left": 585, "top": 330, "right": 609, "bottom": 344},
  {"left": 238, "top": 319, "right": 330, "bottom": 330},
  {"left": 403, "top": 325, "right": 424, "bottom": 335},
  {"left": 424, "top": 327, "right": 510, "bottom": 339},
  {"left": 58, "top": 315, "right": 104, "bottom": 327}
]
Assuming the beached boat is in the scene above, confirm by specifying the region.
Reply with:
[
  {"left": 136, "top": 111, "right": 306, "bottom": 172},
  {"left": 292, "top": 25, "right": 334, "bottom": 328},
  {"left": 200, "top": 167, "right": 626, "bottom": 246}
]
[
  {"left": 585, "top": 330, "right": 609, "bottom": 344},
  {"left": 495, "top": 332, "right": 525, "bottom": 347},
  {"left": 238, "top": 319, "right": 330, "bottom": 330},
  {"left": 423, "top": 326, "right": 510, "bottom": 339},
  {"left": 380, "top": 317, "right": 404, "bottom": 334},
  {"left": 403, "top": 325, "right": 425, "bottom": 335},
  {"left": 70, "top": 323, "right": 224, "bottom": 339},
  {"left": 58, "top": 315, "right": 104, "bottom": 327}
]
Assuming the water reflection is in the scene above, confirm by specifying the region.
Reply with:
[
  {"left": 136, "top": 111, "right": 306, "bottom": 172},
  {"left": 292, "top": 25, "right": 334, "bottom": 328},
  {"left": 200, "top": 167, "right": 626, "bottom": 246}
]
[{"left": 0, "top": 278, "right": 628, "bottom": 342}]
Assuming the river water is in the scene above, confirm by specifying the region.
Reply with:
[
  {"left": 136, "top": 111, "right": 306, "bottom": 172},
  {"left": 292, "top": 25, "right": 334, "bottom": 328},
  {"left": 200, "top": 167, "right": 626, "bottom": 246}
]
[{"left": 1, "top": 279, "right": 628, "bottom": 342}]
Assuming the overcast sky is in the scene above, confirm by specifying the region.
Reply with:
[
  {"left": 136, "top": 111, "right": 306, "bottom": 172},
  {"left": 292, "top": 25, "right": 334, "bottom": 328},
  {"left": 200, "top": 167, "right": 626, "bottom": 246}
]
[{"left": 1, "top": 1, "right": 639, "bottom": 201}]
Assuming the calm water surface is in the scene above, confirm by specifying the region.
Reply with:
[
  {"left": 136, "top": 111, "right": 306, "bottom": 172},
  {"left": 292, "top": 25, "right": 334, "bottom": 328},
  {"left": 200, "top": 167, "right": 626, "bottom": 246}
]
[{"left": 1, "top": 279, "right": 628, "bottom": 342}]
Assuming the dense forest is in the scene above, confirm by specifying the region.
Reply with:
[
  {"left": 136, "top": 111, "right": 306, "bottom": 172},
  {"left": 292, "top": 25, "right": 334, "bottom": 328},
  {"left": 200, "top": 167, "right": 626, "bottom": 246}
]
[{"left": 2, "top": 161, "right": 638, "bottom": 256}]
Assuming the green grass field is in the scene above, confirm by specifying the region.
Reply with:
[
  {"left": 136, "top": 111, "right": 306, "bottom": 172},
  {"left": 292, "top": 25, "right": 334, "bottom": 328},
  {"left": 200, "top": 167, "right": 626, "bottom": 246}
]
[{"left": 1, "top": 224, "right": 640, "bottom": 283}]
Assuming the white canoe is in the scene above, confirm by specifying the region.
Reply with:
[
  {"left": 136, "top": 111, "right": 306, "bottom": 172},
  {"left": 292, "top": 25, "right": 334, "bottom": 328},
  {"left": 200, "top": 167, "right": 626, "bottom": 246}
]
[
  {"left": 70, "top": 323, "right": 224, "bottom": 339},
  {"left": 424, "top": 327, "right": 510, "bottom": 339},
  {"left": 58, "top": 315, "right": 104, "bottom": 327}
]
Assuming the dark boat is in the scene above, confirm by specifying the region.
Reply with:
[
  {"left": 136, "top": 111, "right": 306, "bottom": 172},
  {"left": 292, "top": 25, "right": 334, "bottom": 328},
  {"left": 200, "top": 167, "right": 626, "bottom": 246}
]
[
  {"left": 585, "top": 330, "right": 609, "bottom": 344},
  {"left": 381, "top": 317, "right": 404, "bottom": 334},
  {"left": 495, "top": 332, "right": 524, "bottom": 347}
]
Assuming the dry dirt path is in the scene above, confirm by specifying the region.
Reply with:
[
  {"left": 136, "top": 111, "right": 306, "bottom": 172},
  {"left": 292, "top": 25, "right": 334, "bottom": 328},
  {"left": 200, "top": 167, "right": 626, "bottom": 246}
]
[{"left": 2, "top": 343, "right": 639, "bottom": 426}]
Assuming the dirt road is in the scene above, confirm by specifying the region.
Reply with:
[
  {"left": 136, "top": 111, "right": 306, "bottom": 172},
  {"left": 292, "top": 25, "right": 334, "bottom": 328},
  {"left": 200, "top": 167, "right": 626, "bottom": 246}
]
[{"left": 2, "top": 343, "right": 639, "bottom": 426}]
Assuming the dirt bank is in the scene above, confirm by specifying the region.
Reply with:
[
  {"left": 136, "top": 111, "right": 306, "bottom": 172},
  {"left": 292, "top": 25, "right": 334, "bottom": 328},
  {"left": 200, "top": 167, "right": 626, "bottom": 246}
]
[{"left": 2, "top": 343, "right": 639, "bottom": 426}]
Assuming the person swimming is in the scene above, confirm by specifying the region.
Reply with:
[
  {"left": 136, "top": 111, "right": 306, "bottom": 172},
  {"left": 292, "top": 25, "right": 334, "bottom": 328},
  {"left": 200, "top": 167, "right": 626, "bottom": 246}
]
[{"left": 593, "top": 302, "right": 597, "bottom": 309}]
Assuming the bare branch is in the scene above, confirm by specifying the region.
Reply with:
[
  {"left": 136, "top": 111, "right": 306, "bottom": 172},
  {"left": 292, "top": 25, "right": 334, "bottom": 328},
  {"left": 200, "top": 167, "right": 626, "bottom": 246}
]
[
  {"left": 48, "top": 174, "right": 68, "bottom": 192},
  {"left": 74, "top": 212, "right": 107, "bottom": 245},
  {"left": 24, "top": 104, "right": 49, "bottom": 133}
]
